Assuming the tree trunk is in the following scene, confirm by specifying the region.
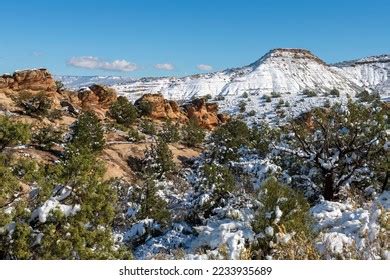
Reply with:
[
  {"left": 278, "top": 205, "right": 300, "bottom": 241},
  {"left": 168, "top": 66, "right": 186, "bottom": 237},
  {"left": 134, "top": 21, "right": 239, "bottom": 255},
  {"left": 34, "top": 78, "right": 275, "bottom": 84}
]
[{"left": 323, "top": 172, "right": 334, "bottom": 200}]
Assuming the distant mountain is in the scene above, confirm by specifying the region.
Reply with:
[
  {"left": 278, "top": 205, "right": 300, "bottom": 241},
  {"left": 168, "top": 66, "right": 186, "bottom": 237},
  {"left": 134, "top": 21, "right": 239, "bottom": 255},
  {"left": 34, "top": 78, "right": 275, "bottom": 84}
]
[
  {"left": 333, "top": 54, "right": 390, "bottom": 95},
  {"left": 55, "top": 75, "right": 134, "bottom": 88},
  {"left": 56, "top": 49, "right": 390, "bottom": 102},
  {"left": 112, "top": 48, "right": 363, "bottom": 101}
]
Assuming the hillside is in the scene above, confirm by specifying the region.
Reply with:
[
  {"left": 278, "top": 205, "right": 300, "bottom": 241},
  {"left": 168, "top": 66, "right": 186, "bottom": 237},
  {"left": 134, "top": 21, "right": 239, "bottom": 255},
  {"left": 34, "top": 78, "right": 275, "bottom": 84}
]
[{"left": 1, "top": 67, "right": 389, "bottom": 261}]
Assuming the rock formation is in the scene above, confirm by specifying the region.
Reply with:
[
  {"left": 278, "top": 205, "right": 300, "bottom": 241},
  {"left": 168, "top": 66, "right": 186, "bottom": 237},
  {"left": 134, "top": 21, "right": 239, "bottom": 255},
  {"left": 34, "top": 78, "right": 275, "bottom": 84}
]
[
  {"left": 135, "top": 94, "right": 228, "bottom": 129},
  {"left": 0, "top": 69, "right": 57, "bottom": 92}
]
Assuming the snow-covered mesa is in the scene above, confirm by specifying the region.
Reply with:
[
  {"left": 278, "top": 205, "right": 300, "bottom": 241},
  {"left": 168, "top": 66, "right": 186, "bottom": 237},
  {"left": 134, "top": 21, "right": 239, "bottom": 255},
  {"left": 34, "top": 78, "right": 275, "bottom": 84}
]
[{"left": 58, "top": 48, "right": 390, "bottom": 100}]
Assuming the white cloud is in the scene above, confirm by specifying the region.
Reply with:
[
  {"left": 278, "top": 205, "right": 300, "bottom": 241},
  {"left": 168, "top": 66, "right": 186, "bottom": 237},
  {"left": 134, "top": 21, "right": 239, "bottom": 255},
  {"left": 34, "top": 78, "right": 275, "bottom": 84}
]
[
  {"left": 197, "top": 64, "right": 213, "bottom": 71},
  {"left": 154, "top": 63, "right": 175, "bottom": 70},
  {"left": 68, "top": 56, "right": 138, "bottom": 72}
]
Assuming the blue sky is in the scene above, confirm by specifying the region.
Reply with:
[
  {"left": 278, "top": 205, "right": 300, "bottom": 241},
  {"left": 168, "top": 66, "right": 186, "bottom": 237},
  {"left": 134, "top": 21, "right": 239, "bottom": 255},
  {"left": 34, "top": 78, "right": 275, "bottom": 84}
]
[{"left": 0, "top": 0, "right": 389, "bottom": 77}]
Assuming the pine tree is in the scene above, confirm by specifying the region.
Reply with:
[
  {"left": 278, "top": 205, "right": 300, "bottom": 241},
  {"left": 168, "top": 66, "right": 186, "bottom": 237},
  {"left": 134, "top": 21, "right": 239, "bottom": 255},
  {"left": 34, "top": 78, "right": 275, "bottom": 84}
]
[{"left": 138, "top": 179, "right": 171, "bottom": 228}]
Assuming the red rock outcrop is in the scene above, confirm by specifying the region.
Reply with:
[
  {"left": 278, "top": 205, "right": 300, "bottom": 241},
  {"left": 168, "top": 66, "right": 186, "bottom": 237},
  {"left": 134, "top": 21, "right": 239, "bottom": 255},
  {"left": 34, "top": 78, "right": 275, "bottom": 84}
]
[
  {"left": 135, "top": 94, "right": 228, "bottom": 129},
  {"left": 78, "top": 84, "right": 117, "bottom": 109},
  {"left": 0, "top": 69, "right": 57, "bottom": 92},
  {"left": 183, "top": 98, "right": 228, "bottom": 129},
  {"left": 134, "top": 93, "right": 187, "bottom": 121}
]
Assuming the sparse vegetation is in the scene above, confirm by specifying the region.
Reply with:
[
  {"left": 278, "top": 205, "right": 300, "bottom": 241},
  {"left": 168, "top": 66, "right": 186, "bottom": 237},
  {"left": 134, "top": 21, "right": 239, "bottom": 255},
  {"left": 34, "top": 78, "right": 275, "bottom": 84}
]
[
  {"left": 16, "top": 91, "right": 53, "bottom": 117},
  {"left": 303, "top": 89, "right": 317, "bottom": 97}
]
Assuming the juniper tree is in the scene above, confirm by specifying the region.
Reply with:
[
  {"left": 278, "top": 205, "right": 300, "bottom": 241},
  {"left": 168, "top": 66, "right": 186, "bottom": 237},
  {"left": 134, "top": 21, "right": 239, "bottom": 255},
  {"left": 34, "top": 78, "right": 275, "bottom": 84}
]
[
  {"left": 108, "top": 96, "right": 137, "bottom": 126},
  {"left": 0, "top": 116, "right": 31, "bottom": 151},
  {"left": 209, "top": 119, "right": 251, "bottom": 163},
  {"left": 159, "top": 120, "right": 181, "bottom": 143},
  {"left": 0, "top": 147, "right": 131, "bottom": 259},
  {"left": 70, "top": 111, "right": 105, "bottom": 153},
  {"left": 182, "top": 117, "right": 205, "bottom": 148},
  {"left": 278, "top": 100, "right": 388, "bottom": 200},
  {"left": 143, "top": 137, "right": 176, "bottom": 178}
]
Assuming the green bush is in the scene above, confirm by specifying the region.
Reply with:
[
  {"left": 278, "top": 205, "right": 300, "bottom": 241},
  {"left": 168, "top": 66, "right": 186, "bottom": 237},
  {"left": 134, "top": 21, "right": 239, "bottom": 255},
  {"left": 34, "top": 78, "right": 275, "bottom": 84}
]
[
  {"left": 252, "top": 178, "right": 316, "bottom": 259},
  {"left": 108, "top": 96, "right": 137, "bottom": 126},
  {"left": 0, "top": 161, "right": 20, "bottom": 207},
  {"left": 32, "top": 126, "right": 63, "bottom": 151},
  {"left": 263, "top": 95, "right": 272, "bottom": 102},
  {"left": 276, "top": 99, "right": 285, "bottom": 109},
  {"left": 201, "top": 163, "right": 235, "bottom": 197},
  {"left": 329, "top": 88, "right": 340, "bottom": 97},
  {"left": 140, "top": 119, "right": 156, "bottom": 135},
  {"left": 137, "top": 100, "right": 153, "bottom": 117},
  {"left": 250, "top": 122, "right": 280, "bottom": 157},
  {"left": 144, "top": 137, "right": 176, "bottom": 177},
  {"left": 210, "top": 119, "right": 250, "bottom": 162},
  {"left": 303, "top": 89, "right": 317, "bottom": 97},
  {"left": 137, "top": 179, "right": 171, "bottom": 228},
  {"left": 238, "top": 100, "right": 247, "bottom": 113},
  {"left": 356, "top": 90, "right": 381, "bottom": 103},
  {"left": 16, "top": 91, "right": 52, "bottom": 117},
  {"left": 248, "top": 110, "right": 256, "bottom": 117},
  {"left": 127, "top": 127, "right": 145, "bottom": 143},
  {"left": 159, "top": 120, "right": 181, "bottom": 143},
  {"left": 0, "top": 116, "right": 31, "bottom": 150},
  {"left": 71, "top": 112, "right": 105, "bottom": 153},
  {"left": 182, "top": 117, "right": 205, "bottom": 148},
  {"left": 194, "top": 163, "right": 236, "bottom": 220}
]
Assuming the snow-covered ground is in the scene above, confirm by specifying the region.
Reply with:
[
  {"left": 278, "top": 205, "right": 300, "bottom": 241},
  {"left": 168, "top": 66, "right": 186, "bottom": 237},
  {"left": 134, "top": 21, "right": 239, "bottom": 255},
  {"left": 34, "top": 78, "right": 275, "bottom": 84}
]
[{"left": 113, "top": 149, "right": 390, "bottom": 260}]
